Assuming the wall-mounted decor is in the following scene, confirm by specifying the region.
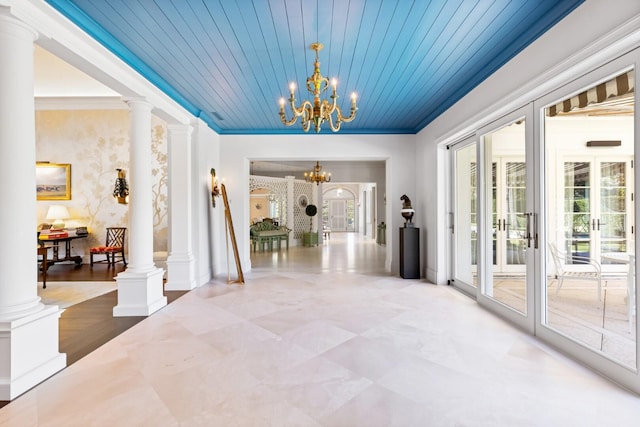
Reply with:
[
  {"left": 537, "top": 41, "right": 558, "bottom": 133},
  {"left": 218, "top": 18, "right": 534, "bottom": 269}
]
[
  {"left": 113, "top": 168, "right": 129, "bottom": 204},
  {"left": 36, "top": 162, "right": 71, "bottom": 200},
  {"left": 211, "top": 168, "right": 221, "bottom": 207},
  {"left": 298, "top": 194, "right": 308, "bottom": 208}
]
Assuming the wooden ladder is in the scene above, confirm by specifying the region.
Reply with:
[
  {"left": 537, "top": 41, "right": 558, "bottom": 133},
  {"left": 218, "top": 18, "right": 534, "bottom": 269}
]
[{"left": 221, "top": 183, "right": 244, "bottom": 284}]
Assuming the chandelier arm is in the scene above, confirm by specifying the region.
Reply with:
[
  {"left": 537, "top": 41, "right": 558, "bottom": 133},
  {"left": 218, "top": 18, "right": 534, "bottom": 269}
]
[
  {"left": 301, "top": 103, "right": 312, "bottom": 132},
  {"left": 289, "top": 98, "right": 311, "bottom": 117},
  {"left": 279, "top": 108, "right": 298, "bottom": 126},
  {"left": 327, "top": 110, "right": 341, "bottom": 132},
  {"left": 337, "top": 103, "right": 358, "bottom": 123},
  {"left": 280, "top": 114, "right": 298, "bottom": 127}
]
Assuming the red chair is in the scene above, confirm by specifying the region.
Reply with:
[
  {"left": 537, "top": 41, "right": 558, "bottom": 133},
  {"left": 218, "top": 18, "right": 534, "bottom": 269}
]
[{"left": 90, "top": 227, "right": 127, "bottom": 267}]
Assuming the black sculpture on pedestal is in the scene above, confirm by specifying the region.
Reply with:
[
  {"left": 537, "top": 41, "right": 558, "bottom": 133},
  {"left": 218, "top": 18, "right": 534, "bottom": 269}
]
[{"left": 400, "top": 194, "right": 415, "bottom": 227}]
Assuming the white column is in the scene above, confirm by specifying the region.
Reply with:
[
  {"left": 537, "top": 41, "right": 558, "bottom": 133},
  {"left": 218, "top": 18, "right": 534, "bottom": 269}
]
[
  {"left": 0, "top": 10, "right": 65, "bottom": 400},
  {"left": 165, "top": 124, "right": 196, "bottom": 290},
  {"left": 286, "top": 176, "right": 295, "bottom": 245},
  {"left": 114, "top": 99, "right": 166, "bottom": 316},
  {"left": 318, "top": 184, "right": 324, "bottom": 243}
]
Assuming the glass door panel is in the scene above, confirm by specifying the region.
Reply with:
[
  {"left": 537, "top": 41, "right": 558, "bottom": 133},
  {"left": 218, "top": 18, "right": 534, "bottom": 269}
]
[
  {"left": 505, "top": 161, "right": 527, "bottom": 268},
  {"left": 450, "top": 139, "right": 478, "bottom": 293},
  {"left": 479, "top": 116, "right": 530, "bottom": 318},
  {"left": 599, "top": 162, "right": 628, "bottom": 257},
  {"left": 564, "top": 162, "right": 592, "bottom": 263},
  {"left": 544, "top": 69, "right": 635, "bottom": 369}
]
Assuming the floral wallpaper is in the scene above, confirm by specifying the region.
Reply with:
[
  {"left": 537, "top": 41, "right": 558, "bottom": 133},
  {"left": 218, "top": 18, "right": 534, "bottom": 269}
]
[{"left": 35, "top": 109, "right": 168, "bottom": 261}]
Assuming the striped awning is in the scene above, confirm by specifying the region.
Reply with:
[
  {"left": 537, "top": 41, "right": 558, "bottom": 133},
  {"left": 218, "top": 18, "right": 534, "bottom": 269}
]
[{"left": 547, "top": 70, "right": 635, "bottom": 116}]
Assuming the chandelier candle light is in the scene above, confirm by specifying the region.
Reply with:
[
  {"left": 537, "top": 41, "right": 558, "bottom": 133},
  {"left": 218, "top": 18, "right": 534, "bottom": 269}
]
[
  {"left": 279, "top": 43, "right": 357, "bottom": 133},
  {"left": 305, "top": 161, "right": 331, "bottom": 185}
]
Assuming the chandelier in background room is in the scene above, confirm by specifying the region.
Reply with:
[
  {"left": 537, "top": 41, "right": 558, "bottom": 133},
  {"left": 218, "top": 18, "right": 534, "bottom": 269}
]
[
  {"left": 279, "top": 42, "right": 357, "bottom": 133},
  {"left": 305, "top": 161, "right": 331, "bottom": 185}
]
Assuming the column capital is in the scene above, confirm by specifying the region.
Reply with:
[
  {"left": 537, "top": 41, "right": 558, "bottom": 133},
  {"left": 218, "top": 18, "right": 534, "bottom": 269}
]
[
  {"left": 190, "top": 117, "right": 210, "bottom": 130},
  {"left": 123, "top": 97, "right": 153, "bottom": 111},
  {"left": 0, "top": 7, "right": 38, "bottom": 42},
  {"left": 167, "top": 123, "right": 193, "bottom": 137}
]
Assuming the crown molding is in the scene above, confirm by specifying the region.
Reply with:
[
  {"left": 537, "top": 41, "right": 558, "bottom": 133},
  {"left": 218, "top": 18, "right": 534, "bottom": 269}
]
[{"left": 35, "top": 96, "right": 126, "bottom": 110}]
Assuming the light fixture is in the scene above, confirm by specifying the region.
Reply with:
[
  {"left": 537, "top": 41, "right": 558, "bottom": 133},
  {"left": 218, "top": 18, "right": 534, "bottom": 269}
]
[
  {"left": 113, "top": 168, "right": 129, "bottom": 204},
  {"left": 304, "top": 161, "right": 331, "bottom": 185},
  {"left": 210, "top": 168, "right": 221, "bottom": 207},
  {"left": 279, "top": 42, "right": 357, "bottom": 133},
  {"left": 46, "top": 205, "right": 70, "bottom": 230}
]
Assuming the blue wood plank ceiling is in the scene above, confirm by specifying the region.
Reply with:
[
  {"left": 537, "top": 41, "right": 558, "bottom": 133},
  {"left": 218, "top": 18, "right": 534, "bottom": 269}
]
[{"left": 44, "top": 0, "right": 584, "bottom": 134}]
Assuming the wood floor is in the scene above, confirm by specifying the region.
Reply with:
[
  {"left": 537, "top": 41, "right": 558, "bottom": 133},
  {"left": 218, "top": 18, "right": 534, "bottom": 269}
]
[{"left": 1, "top": 263, "right": 186, "bottom": 407}]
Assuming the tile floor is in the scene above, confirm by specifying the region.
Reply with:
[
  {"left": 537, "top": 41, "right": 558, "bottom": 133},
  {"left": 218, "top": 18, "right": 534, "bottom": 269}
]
[{"left": 1, "top": 233, "right": 640, "bottom": 426}]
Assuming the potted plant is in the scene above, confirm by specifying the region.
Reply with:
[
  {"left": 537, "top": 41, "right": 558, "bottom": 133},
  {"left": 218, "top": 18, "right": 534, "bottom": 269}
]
[{"left": 305, "top": 204, "right": 317, "bottom": 231}]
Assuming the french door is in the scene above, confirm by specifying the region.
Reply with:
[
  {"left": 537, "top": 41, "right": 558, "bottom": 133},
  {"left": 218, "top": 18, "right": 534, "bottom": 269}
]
[
  {"left": 448, "top": 48, "right": 639, "bottom": 393},
  {"left": 493, "top": 158, "right": 528, "bottom": 274},
  {"left": 537, "top": 55, "right": 638, "bottom": 391},
  {"left": 449, "top": 103, "right": 535, "bottom": 328},
  {"left": 560, "top": 158, "right": 633, "bottom": 271},
  {"left": 476, "top": 106, "right": 535, "bottom": 328},
  {"left": 329, "top": 199, "right": 347, "bottom": 231},
  {"left": 450, "top": 136, "right": 478, "bottom": 296}
]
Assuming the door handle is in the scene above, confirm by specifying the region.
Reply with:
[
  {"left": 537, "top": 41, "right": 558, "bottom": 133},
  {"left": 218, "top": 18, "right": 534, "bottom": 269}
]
[
  {"left": 592, "top": 218, "right": 596, "bottom": 231},
  {"left": 533, "top": 213, "right": 538, "bottom": 249},
  {"left": 525, "top": 213, "right": 532, "bottom": 248},
  {"left": 449, "top": 212, "right": 454, "bottom": 234}
]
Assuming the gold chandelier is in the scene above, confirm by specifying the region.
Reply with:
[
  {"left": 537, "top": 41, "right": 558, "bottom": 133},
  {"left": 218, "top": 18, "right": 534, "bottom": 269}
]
[
  {"left": 304, "top": 161, "right": 331, "bottom": 185},
  {"left": 279, "top": 42, "right": 357, "bottom": 133}
]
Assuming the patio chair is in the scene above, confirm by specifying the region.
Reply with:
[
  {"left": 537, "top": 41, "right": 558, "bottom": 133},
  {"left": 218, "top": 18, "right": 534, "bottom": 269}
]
[{"left": 548, "top": 242, "right": 602, "bottom": 301}]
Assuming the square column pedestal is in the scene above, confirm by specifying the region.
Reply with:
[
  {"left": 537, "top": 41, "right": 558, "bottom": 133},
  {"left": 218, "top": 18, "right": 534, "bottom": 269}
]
[
  {"left": 399, "top": 227, "right": 420, "bottom": 279},
  {"left": 164, "top": 254, "right": 197, "bottom": 291},
  {"left": 0, "top": 306, "right": 66, "bottom": 400},
  {"left": 114, "top": 268, "right": 167, "bottom": 317}
]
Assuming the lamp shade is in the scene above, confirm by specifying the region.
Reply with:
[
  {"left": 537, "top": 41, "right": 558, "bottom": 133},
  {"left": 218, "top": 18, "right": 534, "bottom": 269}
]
[{"left": 46, "top": 205, "right": 70, "bottom": 229}]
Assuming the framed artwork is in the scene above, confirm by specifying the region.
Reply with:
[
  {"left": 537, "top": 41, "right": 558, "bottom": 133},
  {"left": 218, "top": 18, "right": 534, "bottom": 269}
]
[
  {"left": 298, "top": 194, "right": 308, "bottom": 208},
  {"left": 36, "top": 162, "right": 71, "bottom": 200}
]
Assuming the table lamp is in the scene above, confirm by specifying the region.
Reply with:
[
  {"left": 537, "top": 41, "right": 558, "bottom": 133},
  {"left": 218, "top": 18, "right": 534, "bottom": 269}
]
[{"left": 46, "top": 205, "right": 70, "bottom": 230}]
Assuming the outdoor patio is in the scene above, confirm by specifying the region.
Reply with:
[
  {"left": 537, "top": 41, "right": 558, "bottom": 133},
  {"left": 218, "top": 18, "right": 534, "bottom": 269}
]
[{"left": 492, "top": 275, "right": 636, "bottom": 367}]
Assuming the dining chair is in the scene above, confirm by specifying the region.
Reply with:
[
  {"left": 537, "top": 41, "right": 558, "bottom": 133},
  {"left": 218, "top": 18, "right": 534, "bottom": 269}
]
[{"left": 90, "top": 227, "right": 127, "bottom": 267}]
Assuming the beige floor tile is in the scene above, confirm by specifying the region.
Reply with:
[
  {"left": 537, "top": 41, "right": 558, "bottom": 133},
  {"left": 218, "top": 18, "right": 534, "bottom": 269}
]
[{"left": 1, "top": 232, "right": 639, "bottom": 426}]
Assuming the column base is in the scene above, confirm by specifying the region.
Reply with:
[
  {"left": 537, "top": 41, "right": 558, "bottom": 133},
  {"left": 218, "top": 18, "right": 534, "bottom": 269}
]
[
  {"left": 0, "top": 305, "right": 66, "bottom": 400},
  {"left": 114, "top": 268, "right": 167, "bottom": 317},
  {"left": 164, "top": 253, "right": 197, "bottom": 291}
]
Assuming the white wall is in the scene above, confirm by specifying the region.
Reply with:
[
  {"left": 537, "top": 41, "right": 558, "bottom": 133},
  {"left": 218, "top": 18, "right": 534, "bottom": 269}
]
[
  {"left": 219, "top": 133, "right": 416, "bottom": 275},
  {"left": 190, "top": 120, "right": 220, "bottom": 285},
  {"left": 416, "top": 0, "right": 640, "bottom": 285}
]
